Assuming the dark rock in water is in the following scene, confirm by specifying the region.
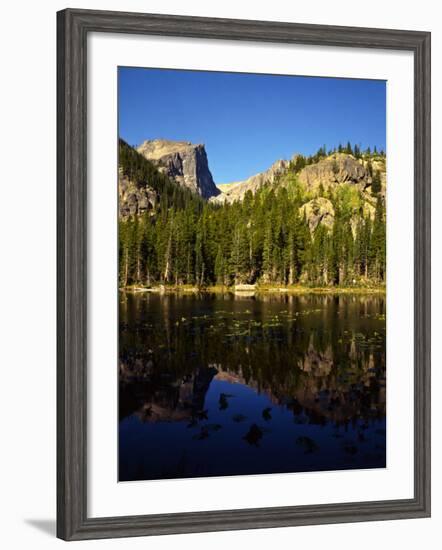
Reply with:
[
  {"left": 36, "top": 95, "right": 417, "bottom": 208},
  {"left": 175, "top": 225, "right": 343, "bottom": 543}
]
[
  {"left": 204, "top": 423, "right": 223, "bottom": 432},
  {"left": 289, "top": 398, "right": 303, "bottom": 416},
  {"left": 138, "top": 405, "right": 152, "bottom": 422},
  {"left": 195, "top": 409, "right": 208, "bottom": 421},
  {"left": 262, "top": 407, "right": 272, "bottom": 421},
  {"left": 243, "top": 424, "right": 264, "bottom": 446},
  {"left": 343, "top": 443, "right": 358, "bottom": 455},
  {"left": 296, "top": 436, "right": 319, "bottom": 454},
  {"left": 219, "top": 392, "right": 234, "bottom": 410},
  {"left": 193, "top": 427, "right": 210, "bottom": 440}
]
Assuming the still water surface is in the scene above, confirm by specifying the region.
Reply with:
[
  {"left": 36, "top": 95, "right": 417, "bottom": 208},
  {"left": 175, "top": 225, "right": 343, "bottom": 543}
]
[{"left": 119, "top": 292, "right": 386, "bottom": 481}]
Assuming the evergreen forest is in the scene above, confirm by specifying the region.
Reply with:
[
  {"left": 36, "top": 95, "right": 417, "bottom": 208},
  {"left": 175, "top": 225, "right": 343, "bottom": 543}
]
[{"left": 118, "top": 139, "right": 386, "bottom": 289}]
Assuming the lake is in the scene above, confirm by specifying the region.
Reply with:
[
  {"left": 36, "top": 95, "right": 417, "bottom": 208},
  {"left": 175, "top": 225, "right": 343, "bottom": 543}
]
[{"left": 119, "top": 291, "right": 386, "bottom": 481}]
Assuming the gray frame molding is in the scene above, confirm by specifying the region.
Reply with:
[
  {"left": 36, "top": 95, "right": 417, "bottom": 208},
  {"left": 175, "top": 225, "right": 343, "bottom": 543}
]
[{"left": 57, "top": 8, "right": 431, "bottom": 541}]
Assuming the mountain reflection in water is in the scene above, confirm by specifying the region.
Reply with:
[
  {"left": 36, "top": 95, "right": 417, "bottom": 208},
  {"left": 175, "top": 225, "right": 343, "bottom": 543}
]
[{"left": 119, "top": 292, "right": 386, "bottom": 481}]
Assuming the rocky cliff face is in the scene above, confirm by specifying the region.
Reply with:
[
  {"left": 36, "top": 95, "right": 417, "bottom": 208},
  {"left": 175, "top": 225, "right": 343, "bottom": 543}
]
[
  {"left": 298, "top": 153, "right": 368, "bottom": 189},
  {"left": 137, "top": 139, "right": 220, "bottom": 199},
  {"left": 209, "top": 152, "right": 386, "bottom": 236},
  {"left": 299, "top": 198, "right": 335, "bottom": 233},
  {"left": 213, "top": 159, "right": 290, "bottom": 204},
  {"left": 298, "top": 153, "right": 383, "bottom": 194},
  {"left": 214, "top": 153, "right": 386, "bottom": 205},
  {"left": 119, "top": 139, "right": 386, "bottom": 237},
  {"left": 118, "top": 168, "right": 158, "bottom": 219}
]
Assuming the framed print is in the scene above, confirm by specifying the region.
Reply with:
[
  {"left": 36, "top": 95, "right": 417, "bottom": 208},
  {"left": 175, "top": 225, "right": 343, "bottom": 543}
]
[{"left": 57, "top": 8, "right": 431, "bottom": 541}]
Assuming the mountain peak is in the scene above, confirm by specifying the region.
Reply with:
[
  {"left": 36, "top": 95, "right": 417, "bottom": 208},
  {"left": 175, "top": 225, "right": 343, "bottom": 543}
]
[
  {"left": 137, "top": 139, "right": 219, "bottom": 199},
  {"left": 213, "top": 158, "right": 290, "bottom": 204},
  {"left": 213, "top": 152, "right": 385, "bottom": 204}
]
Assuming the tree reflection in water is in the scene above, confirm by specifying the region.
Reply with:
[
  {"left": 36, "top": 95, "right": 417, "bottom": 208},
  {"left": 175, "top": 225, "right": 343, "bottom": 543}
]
[{"left": 119, "top": 292, "right": 386, "bottom": 481}]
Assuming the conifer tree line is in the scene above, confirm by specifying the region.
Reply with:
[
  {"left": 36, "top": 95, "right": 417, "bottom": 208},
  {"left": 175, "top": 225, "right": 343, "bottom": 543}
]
[{"left": 119, "top": 140, "right": 386, "bottom": 288}]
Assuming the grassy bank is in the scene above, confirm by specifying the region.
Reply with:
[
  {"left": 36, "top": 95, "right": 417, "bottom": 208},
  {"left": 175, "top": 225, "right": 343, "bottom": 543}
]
[{"left": 121, "top": 283, "right": 386, "bottom": 295}]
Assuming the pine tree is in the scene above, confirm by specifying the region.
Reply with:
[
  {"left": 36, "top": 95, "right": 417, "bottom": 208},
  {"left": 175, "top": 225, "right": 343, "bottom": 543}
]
[
  {"left": 214, "top": 245, "right": 226, "bottom": 286},
  {"left": 119, "top": 220, "right": 129, "bottom": 287},
  {"left": 262, "top": 219, "right": 273, "bottom": 283},
  {"left": 195, "top": 221, "right": 205, "bottom": 286},
  {"left": 229, "top": 224, "right": 249, "bottom": 284},
  {"left": 371, "top": 170, "right": 382, "bottom": 194},
  {"left": 369, "top": 196, "right": 386, "bottom": 282},
  {"left": 118, "top": 140, "right": 386, "bottom": 290}
]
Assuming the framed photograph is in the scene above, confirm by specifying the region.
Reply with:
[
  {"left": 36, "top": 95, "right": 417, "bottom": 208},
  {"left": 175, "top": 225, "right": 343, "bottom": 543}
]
[{"left": 57, "top": 8, "right": 431, "bottom": 541}]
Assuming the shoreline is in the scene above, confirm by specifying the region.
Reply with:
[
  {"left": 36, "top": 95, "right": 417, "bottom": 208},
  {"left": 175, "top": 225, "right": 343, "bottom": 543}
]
[{"left": 120, "top": 284, "right": 386, "bottom": 295}]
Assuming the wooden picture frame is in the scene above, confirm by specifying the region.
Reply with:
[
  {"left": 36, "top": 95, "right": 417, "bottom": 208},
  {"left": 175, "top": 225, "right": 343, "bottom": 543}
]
[{"left": 57, "top": 8, "right": 431, "bottom": 541}]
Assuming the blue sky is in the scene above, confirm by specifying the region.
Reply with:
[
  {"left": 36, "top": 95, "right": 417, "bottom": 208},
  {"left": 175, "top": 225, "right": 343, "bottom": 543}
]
[{"left": 118, "top": 67, "right": 386, "bottom": 184}]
